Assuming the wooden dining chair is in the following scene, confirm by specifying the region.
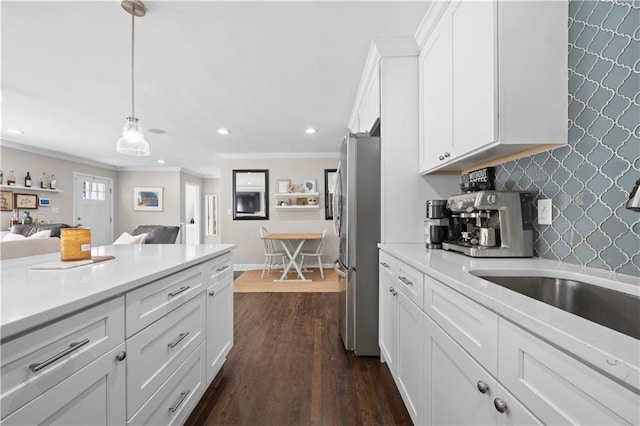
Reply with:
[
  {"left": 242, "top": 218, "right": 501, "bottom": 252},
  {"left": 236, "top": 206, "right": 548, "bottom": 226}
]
[
  {"left": 299, "top": 229, "right": 326, "bottom": 280},
  {"left": 259, "top": 226, "right": 286, "bottom": 278}
]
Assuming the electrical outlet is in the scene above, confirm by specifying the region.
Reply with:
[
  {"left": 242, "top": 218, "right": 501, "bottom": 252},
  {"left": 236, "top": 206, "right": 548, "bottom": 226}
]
[{"left": 537, "top": 199, "right": 552, "bottom": 225}]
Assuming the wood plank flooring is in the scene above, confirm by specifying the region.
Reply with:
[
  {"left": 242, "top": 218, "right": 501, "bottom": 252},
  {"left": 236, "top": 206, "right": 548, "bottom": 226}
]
[{"left": 186, "top": 292, "right": 411, "bottom": 426}]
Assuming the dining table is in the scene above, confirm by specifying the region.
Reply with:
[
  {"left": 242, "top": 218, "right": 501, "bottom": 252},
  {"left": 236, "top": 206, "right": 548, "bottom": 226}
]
[{"left": 261, "top": 232, "right": 323, "bottom": 282}]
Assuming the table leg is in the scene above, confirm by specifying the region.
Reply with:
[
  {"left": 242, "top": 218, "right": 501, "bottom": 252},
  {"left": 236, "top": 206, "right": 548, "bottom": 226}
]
[{"left": 275, "top": 239, "right": 311, "bottom": 282}]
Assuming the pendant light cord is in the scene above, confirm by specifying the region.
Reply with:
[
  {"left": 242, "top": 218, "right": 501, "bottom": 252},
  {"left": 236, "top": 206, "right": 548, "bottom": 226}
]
[{"left": 131, "top": 3, "right": 136, "bottom": 119}]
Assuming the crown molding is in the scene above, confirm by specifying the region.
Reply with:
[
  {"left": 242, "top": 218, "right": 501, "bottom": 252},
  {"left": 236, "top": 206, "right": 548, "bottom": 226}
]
[
  {"left": 118, "top": 166, "right": 183, "bottom": 173},
  {"left": 0, "top": 139, "right": 119, "bottom": 171},
  {"left": 414, "top": 1, "right": 450, "bottom": 50},
  {"left": 215, "top": 152, "right": 339, "bottom": 160}
]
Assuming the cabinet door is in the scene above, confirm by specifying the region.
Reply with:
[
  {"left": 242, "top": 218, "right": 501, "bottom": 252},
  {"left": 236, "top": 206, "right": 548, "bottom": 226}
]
[
  {"left": 499, "top": 320, "right": 640, "bottom": 425},
  {"left": 206, "top": 273, "right": 234, "bottom": 384},
  {"left": 378, "top": 273, "right": 397, "bottom": 376},
  {"left": 419, "top": 6, "right": 453, "bottom": 173},
  {"left": 451, "top": 0, "right": 497, "bottom": 154},
  {"left": 2, "top": 343, "right": 126, "bottom": 425},
  {"left": 396, "top": 291, "right": 424, "bottom": 425},
  {"left": 495, "top": 383, "right": 543, "bottom": 426},
  {"left": 424, "top": 313, "right": 496, "bottom": 425}
]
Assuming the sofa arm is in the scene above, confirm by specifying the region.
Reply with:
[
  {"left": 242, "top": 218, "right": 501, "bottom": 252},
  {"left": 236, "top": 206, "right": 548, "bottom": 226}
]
[{"left": 0, "top": 238, "right": 61, "bottom": 260}]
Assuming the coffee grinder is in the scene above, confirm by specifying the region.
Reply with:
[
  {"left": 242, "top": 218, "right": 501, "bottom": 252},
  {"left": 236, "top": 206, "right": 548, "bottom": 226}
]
[{"left": 424, "top": 200, "right": 450, "bottom": 249}]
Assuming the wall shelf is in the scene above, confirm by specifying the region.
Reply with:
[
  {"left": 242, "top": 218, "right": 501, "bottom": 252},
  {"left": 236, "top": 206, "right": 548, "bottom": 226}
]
[
  {"left": 275, "top": 192, "right": 319, "bottom": 198},
  {"left": 275, "top": 205, "right": 320, "bottom": 210},
  {"left": 0, "top": 184, "right": 64, "bottom": 193}
]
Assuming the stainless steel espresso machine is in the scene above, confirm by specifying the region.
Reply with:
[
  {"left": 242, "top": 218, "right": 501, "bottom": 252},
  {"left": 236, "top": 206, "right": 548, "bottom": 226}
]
[{"left": 442, "top": 191, "right": 533, "bottom": 257}]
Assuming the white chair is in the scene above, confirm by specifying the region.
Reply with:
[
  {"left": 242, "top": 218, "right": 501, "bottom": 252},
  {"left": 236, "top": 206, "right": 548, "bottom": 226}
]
[
  {"left": 260, "top": 226, "right": 286, "bottom": 278},
  {"left": 299, "top": 229, "right": 326, "bottom": 280}
]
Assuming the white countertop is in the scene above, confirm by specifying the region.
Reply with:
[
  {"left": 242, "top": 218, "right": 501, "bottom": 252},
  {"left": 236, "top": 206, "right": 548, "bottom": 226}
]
[
  {"left": 0, "top": 244, "right": 235, "bottom": 340},
  {"left": 378, "top": 243, "right": 640, "bottom": 390}
]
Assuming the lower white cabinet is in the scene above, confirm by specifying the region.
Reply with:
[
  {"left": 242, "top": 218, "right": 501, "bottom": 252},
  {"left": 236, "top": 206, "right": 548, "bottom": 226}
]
[
  {"left": 396, "top": 290, "right": 424, "bottom": 424},
  {"left": 206, "top": 271, "right": 234, "bottom": 384},
  {"left": 2, "top": 343, "right": 127, "bottom": 425},
  {"left": 378, "top": 271, "right": 397, "bottom": 375}
]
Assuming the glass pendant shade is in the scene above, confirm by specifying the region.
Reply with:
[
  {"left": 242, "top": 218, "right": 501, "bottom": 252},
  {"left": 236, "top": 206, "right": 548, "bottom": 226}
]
[{"left": 116, "top": 117, "right": 150, "bottom": 156}]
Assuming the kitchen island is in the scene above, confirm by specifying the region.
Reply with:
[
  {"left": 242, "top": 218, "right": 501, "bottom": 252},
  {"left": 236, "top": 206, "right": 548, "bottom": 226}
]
[
  {"left": 378, "top": 243, "right": 639, "bottom": 425},
  {"left": 1, "top": 243, "right": 235, "bottom": 425}
]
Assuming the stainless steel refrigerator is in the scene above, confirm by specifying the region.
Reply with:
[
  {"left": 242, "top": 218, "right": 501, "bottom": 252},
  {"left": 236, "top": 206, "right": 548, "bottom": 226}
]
[{"left": 334, "top": 132, "right": 380, "bottom": 356}]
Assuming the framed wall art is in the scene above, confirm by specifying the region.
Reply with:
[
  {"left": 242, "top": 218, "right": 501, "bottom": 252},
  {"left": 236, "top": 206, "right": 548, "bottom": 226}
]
[
  {"left": 0, "top": 190, "right": 14, "bottom": 211},
  {"left": 134, "top": 187, "right": 163, "bottom": 211},
  {"left": 277, "top": 179, "right": 291, "bottom": 194},
  {"left": 15, "top": 193, "right": 38, "bottom": 209}
]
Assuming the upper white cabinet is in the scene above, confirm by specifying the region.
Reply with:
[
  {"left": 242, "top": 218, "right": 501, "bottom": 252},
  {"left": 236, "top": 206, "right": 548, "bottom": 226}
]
[{"left": 417, "top": 0, "right": 568, "bottom": 174}]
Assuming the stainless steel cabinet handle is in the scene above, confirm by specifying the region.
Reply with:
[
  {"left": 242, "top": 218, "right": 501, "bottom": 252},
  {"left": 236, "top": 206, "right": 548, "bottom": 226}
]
[
  {"left": 168, "top": 286, "right": 190, "bottom": 297},
  {"left": 29, "top": 338, "right": 90, "bottom": 372},
  {"left": 116, "top": 351, "right": 127, "bottom": 362},
  {"left": 494, "top": 398, "right": 508, "bottom": 413},
  {"left": 398, "top": 276, "right": 413, "bottom": 286},
  {"left": 391, "top": 289, "right": 397, "bottom": 296},
  {"left": 167, "top": 332, "right": 190, "bottom": 348},
  {"left": 209, "top": 290, "right": 215, "bottom": 296},
  {"left": 476, "top": 381, "right": 489, "bottom": 394},
  {"left": 380, "top": 262, "right": 390, "bottom": 268},
  {"left": 439, "top": 155, "right": 445, "bottom": 161},
  {"left": 216, "top": 265, "right": 229, "bottom": 272},
  {"left": 168, "top": 390, "right": 190, "bottom": 413},
  {"left": 444, "top": 152, "right": 451, "bottom": 158}
]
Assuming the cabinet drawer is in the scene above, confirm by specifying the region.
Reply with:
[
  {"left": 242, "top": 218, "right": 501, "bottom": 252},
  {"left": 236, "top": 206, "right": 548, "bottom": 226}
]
[
  {"left": 396, "top": 262, "right": 424, "bottom": 310},
  {"left": 128, "top": 342, "right": 207, "bottom": 426},
  {"left": 424, "top": 275, "right": 498, "bottom": 375},
  {"left": 2, "top": 342, "right": 126, "bottom": 426},
  {"left": 1, "top": 297, "right": 124, "bottom": 419},
  {"left": 499, "top": 319, "right": 639, "bottom": 425},
  {"left": 205, "top": 252, "right": 232, "bottom": 285},
  {"left": 126, "top": 264, "right": 204, "bottom": 337},
  {"left": 126, "top": 293, "right": 206, "bottom": 419},
  {"left": 378, "top": 251, "right": 397, "bottom": 280}
]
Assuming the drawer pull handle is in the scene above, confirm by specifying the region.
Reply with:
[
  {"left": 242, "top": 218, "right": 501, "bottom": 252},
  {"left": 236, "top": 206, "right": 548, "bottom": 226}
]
[
  {"left": 116, "top": 351, "right": 127, "bottom": 362},
  {"left": 216, "top": 265, "right": 229, "bottom": 272},
  {"left": 168, "top": 390, "right": 190, "bottom": 413},
  {"left": 494, "top": 398, "right": 508, "bottom": 414},
  {"left": 168, "top": 286, "right": 190, "bottom": 297},
  {"left": 29, "top": 338, "right": 90, "bottom": 372},
  {"left": 168, "top": 332, "right": 190, "bottom": 348},
  {"left": 476, "top": 381, "right": 489, "bottom": 394},
  {"left": 209, "top": 290, "right": 215, "bottom": 296},
  {"left": 444, "top": 152, "right": 451, "bottom": 158},
  {"left": 398, "top": 276, "right": 413, "bottom": 286},
  {"left": 380, "top": 262, "right": 390, "bottom": 268}
]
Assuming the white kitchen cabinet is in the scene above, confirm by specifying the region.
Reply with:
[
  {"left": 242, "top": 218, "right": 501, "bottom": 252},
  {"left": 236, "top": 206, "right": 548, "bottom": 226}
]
[
  {"left": 396, "top": 290, "right": 424, "bottom": 425},
  {"left": 2, "top": 343, "right": 126, "bottom": 426},
  {"left": 417, "top": 0, "right": 568, "bottom": 174},
  {"left": 499, "top": 319, "right": 640, "bottom": 425},
  {"left": 378, "top": 258, "right": 397, "bottom": 375},
  {"left": 206, "top": 273, "right": 233, "bottom": 384}
]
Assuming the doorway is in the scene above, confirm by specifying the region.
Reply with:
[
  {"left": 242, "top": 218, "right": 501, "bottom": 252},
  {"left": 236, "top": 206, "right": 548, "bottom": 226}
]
[
  {"left": 184, "top": 182, "right": 200, "bottom": 244},
  {"left": 73, "top": 173, "right": 114, "bottom": 246}
]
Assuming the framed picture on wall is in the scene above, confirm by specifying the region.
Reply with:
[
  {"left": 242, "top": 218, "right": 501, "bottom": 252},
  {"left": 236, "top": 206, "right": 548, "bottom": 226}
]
[
  {"left": 277, "top": 179, "right": 291, "bottom": 194},
  {"left": 303, "top": 179, "right": 316, "bottom": 193},
  {"left": 0, "top": 190, "right": 13, "bottom": 211},
  {"left": 15, "top": 193, "right": 38, "bottom": 209},
  {"left": 134, "top": 187, "right": 163, "bottom": 211}
]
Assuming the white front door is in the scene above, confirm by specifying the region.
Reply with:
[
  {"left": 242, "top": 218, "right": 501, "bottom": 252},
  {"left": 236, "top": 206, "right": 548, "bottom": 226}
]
[
  {"left": 184, "top": 183, "right": 200, "bottom": 244},
  {"left": 73, "top": 173, "right": 113, "bottom": 246}
]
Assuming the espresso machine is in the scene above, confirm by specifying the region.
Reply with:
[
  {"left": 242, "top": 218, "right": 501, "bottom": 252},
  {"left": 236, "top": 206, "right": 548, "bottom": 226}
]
[
  {"left": 442, "top": 191, "right": 533, "bottom": 257},
  {"left": 424, "top": 200, "right": 449, "bottom": 249}
]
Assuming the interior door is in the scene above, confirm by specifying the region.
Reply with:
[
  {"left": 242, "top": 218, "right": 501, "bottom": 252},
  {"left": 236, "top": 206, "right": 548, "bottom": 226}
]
[{"left": 73, "top": 173, "right": 113, "bottom": 246}]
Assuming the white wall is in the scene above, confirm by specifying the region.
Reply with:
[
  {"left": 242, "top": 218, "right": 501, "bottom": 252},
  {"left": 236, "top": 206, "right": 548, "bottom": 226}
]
[
  {"left": 0, "top": 145, "right": 119, "bottom": 231},
  {"left": 219, "top": 157, "right": 339, "bottom": 268}
]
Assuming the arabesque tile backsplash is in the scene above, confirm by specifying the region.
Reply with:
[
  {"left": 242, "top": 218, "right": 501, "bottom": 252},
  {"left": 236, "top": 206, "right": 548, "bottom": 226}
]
[{"left": 495, "top": 0, "right": 639, "bottom": 276}]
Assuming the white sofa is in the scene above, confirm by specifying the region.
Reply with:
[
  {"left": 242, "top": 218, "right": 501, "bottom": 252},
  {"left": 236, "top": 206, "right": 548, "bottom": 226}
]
[{"left": 0, "top": 238, "right": 61, "bottom": 260}]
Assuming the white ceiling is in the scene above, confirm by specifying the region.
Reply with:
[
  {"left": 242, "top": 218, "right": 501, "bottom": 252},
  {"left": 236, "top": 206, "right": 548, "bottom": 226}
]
[{"left": 1, "top": 1, "right": 429, "bottom": 176}]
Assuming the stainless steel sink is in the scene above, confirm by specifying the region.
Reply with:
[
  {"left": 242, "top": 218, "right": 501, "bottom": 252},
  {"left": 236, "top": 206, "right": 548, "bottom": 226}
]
[{"left": 475, "top": 275, "right": 640, "bottom": 339}]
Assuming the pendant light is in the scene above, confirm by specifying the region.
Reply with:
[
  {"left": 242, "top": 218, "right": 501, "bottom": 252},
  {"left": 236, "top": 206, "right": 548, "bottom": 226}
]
[{"left": 116, "top": 0, "right": 150, "bottom": 156}]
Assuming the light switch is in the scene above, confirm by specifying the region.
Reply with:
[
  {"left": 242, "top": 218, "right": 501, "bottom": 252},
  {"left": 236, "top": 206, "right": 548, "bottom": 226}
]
[
  {"left": 537, "top": 199, "right": 552, "bottom": 225},
  {"left": 52, "top": 206, "right": 60, "bottom": 214}
]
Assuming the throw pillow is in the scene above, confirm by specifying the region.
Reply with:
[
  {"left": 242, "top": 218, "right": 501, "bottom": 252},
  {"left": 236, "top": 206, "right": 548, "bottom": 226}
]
[
  {"left": 2, "top": 233, "right": 26, "bottom": 241},
  {"left": 27, "top": 230, "right": 52, "bottom": 239},
  {"left": 113, "top": 232, "right": 148, "bottom": 245}
]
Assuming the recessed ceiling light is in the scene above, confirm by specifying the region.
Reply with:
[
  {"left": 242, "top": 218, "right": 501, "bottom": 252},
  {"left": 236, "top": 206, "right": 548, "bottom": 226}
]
[
  {"left": 157, "top": 159, "right": 166, "bottom": 164},
  {"left": 6, "top": 129, "right": 24, "bottom": 135},
  {"left": 305, "top": 128, "right": 317, "bottom": 134},
  {"left": 217, "top": 128, "right": 231, "bottom": 135},
  {"left": 148, "top": 128, "right": 166, "bottom": 134}
]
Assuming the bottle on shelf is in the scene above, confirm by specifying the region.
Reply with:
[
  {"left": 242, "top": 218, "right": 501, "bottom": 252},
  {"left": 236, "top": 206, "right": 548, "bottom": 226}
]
[
  {"left": 0, "top": 170, "right": 3, "bottom": 185},
  {"left": 7, "top": 171, "right": 16, "bottom": 186},
  {"left": 40, "top": 172, "right": 48, "bottom": 189},
  {"left": 50, "top": 174, "right": 57, "bottom": 190},
  {"left": 11, "top": 210, "right": 20, "bottom": 226},
  {"left": 24, "top": 171, "right": 32, "bottom": 187},
  {"left": 22, "top": 211, "right": 33, "bottom": 225}
]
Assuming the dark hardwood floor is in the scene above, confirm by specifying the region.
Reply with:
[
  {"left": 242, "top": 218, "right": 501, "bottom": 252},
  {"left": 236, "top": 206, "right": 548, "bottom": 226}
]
[{"left": 186, "top": 292, "right": 412, "bottom": 426}]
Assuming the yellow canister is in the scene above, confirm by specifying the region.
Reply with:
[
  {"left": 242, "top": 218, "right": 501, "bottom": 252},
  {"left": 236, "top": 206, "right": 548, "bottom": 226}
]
[{"left": 60, "top": 228, "right": 92, "bottom": 261}]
